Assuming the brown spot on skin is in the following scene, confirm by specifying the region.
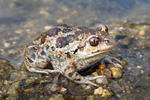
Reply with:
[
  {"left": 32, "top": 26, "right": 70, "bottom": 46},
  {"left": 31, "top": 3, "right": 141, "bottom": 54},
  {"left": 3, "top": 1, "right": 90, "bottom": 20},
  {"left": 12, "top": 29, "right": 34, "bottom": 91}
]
[
  {"left": 64, "top": 68, "right": 67, "bottom": 73},
  {"left": 68, "top": 72, "right": 74, "bottom": 77},
  {"left": 46, "top": 39, "right": 50, "bottom": 43},
  {"left": 65, "top": 52, "right": 71, "bottom": 58},
  {"left": 41, "top": 63, "right": 47, "bottom": 68},
  {"left": 40, "top": 34, "right": 47, "bottom": 44},
  {"left": 69, "top": 61, "right": 76, "bottom": 67},
  {"left": 44, "top": 39, "right": 50, "bottom": 46},
  {"left": 46, "top": 45, "right": 49, "bottom": 49}
]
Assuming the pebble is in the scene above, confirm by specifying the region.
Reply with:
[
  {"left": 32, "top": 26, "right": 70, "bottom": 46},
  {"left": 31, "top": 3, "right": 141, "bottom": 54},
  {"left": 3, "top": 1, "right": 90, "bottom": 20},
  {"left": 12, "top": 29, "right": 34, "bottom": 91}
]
[
  {"left": 94, "top": 87, "right": 103, "bottom": 95},
  {"left": 110, "top": 67, "right": 123, "bottom": 78},
  {"left": 15, "top": 30, "right": 23, "bottom": 34},
  {"left": 4, "top": 42, "right": 10, "bottom": 48},
  {"left": 24, "top": 87, "right": 35, "bottom": 93},
  {"left": 57, "top": 18, "right": 63, "bottom": 24},
  {"left": 137, "top": 65, "right": 142, "bottom": 69},
  {"left": 91, "top": 72, "right": 98, "bottom": 76},
  {"left": 139, "top": 30, "right": 145, "bottom": 36},
  {"left": 140, "top": 70, "right": 144, "bottom": 74},
  {"left": 40, "top": 9, "right": 50, "bottom": 17},
  {"left": 101, "top": 88, "right": 113, "bottom": 97},
  {"left": 60, "top": 87, "right": 67, "bottom": 94},
  {"left": 50, "top": 84, "right": 58, "bottom": 92}
]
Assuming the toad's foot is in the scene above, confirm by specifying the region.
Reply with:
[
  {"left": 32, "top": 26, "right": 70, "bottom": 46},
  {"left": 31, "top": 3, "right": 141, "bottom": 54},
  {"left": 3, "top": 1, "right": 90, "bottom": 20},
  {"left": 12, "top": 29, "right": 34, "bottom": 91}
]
[
  {"left": 73, "top": 75, "right": 108, "bottom": 87},
  {"left": 101, "top": 55, "right": 123, "bottom": 69},
  {"left": 66, "top": 70, "right": 108, "bottom": 87}
]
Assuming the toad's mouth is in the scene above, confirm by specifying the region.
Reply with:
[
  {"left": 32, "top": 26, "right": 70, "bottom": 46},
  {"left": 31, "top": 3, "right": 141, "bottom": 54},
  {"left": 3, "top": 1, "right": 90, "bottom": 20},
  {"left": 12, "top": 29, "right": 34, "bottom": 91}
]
[
  {"left": 78, "top": 45, "right": 115, "bottom": 59},
  {"left": 86, "top": 48, "right": 112, "bottom": 58}
]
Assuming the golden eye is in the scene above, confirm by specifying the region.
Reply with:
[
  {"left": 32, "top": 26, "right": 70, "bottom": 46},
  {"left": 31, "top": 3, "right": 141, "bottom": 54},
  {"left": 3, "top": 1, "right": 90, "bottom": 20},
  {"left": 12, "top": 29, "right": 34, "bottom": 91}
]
[{"left": 89, "top": 37, "right": 99, "bottom": 46}]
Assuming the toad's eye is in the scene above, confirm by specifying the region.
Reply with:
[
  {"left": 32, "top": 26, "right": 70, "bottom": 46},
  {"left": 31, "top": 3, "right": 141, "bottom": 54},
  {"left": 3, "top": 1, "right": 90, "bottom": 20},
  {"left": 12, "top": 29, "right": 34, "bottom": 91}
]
[{"left": 89, "top": 37, "right": 99, "bottom": 46}]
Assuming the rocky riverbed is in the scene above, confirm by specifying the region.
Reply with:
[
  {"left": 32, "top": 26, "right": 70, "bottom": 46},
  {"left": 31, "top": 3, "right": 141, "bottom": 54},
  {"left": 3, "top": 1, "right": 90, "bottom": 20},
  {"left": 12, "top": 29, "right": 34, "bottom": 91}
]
[{"left": 0, "top": 0, "right": 150, "bottom": 100}]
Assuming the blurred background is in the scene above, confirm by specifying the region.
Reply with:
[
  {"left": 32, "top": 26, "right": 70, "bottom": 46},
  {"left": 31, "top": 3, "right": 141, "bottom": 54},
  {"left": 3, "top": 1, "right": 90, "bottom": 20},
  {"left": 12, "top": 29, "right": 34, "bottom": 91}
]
[{"left": 0, "top": 0, "right": 150, "bottom": 100}]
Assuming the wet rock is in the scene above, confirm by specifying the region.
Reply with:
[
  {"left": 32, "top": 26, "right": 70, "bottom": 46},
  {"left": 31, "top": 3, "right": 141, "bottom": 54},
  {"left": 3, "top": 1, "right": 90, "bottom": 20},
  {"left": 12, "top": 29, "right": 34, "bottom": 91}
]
[
  {"left": 139, "top": 30, "right": 145, "bottom": 36},
  {"left": 94, "top": 87, "right": 113, "bottom": 97},
  {"left": 60, "top": 87, "right": 67, "bottom": 94},
  {"left": 94, "top": 87, "right": 103, "bottom": 95},
  {"left": 101, "top": 88, "right": 113, "bottom": 97},
  {"left": 7, "top": 81, "right": 20, "bottom": 96},
  {"left": 110, "top": 67, "right": 123, "bottom": 78},
  {"left": 100, "top": 68, "right": 112, "bottom": 78}
]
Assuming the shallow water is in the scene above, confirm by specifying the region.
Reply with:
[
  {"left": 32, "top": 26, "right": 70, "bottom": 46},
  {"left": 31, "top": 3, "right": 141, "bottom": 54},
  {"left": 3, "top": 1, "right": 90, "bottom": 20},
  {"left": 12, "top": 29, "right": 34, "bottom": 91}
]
[{"left": 0, "top": 0, "right": 150, "bottom": 100}]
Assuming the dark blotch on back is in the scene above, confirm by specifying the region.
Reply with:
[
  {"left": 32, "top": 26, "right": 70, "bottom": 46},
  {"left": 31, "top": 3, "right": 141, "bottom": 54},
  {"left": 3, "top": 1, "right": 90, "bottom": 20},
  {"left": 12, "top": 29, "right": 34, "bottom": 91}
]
[
  {"left": 41, "top": 51, "right": 46, "bottom": 55},
  {"left": 51, "top": 46, "right": 55, "bottom": 51},
  {"left": 62, "top": 28, "right": 72, "bottom": 33},
  {"left": 47, "top": 27, "right": 61, "bottom": 37},
  {"left": 57, "top": 24, "right": 72, "bottom": 28},
  {"left": 38, "top": 27, "right": 61, "bottom": 44},
  {"left": 56, "top": 35, "right": 74, "bottom": 48},
  {"left": 29, "top": 46, "right": 38, "bottom": 51}
]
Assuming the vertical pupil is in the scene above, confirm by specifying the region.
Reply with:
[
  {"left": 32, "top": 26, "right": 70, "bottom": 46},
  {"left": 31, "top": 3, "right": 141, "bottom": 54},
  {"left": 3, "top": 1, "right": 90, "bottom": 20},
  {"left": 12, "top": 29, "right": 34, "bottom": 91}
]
[
  {"left": 89, "top": 37, "right": 99, "bottom": 46},
  {"left": 94, "top": 39, "right": 97, "bottom": 44}
]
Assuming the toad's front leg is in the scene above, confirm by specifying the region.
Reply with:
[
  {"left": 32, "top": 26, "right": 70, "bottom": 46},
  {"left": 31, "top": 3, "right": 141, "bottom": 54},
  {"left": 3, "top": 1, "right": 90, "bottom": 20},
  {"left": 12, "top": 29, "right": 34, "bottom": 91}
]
[
  {"left": 63, "top": 65, "right": 108, "bottom": 87},
  {"left": 101, "top": 55, "right": 123, "bottom": 69}
]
